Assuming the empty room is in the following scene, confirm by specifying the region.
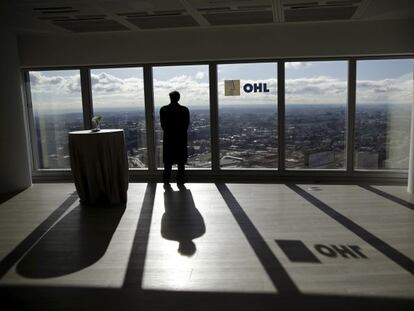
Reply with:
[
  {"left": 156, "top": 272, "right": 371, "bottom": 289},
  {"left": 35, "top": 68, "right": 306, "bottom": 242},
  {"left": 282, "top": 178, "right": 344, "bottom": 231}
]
[{"left": 0, "top": 0, "right": 413, "bottom": 310}]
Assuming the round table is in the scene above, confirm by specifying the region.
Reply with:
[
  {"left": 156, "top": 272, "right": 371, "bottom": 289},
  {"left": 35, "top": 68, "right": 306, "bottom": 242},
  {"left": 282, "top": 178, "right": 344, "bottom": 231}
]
[{"left": 69, "top": 129, "right": 128, "bottom": 206}]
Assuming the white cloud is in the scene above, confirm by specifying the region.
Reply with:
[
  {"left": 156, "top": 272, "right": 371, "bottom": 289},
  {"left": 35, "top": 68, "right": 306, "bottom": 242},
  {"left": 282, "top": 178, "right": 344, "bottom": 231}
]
[
  {"left": 30, "top": 71, "right": 81, "bottom": 95},
  {"left": 285, "top": 76, "right": 347, "bottom": 104},
  {"left": 91, "top": 72, "right": 144, "bottom": 95},
  {"left": 285, "top": 62, "right": 312, "bottom": 69},
  {"left": 356, "top": 74, "right": 413, "bottom": 104},
  {"left": 153, "top": 75, "right": 209, "bottom": 107},
  {"left": 195, "top": 71, "right": 205, "bottom": 80},
  {"left": 29, "top": 70, "right": 413, "bottom": 110}
]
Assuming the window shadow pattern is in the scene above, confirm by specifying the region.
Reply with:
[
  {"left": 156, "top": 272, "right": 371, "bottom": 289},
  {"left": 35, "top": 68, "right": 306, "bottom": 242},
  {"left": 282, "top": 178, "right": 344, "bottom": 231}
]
[
  {"left": 215, "top": 183, "right": 299, "bottom": 294},
  {"left": 0, "top": 192, "right": 78, "bottom": 279},
  {"left": 359, "top": 185, "right": 414, "bottom": 211},
  {"left": 16, "top": 204, "right": 126, "bottom": 279},
  {"left": 1, "top": 184, "right": 414, "bottom": 309},
  {"left": 287, "top": 184, "right": 414, "bottom": 276},
  {"left": 161, "top": 185, "right": 205, "bottom": 256},
  {"left": 123, "top": 183, "right": 157, "bottom": 287}
]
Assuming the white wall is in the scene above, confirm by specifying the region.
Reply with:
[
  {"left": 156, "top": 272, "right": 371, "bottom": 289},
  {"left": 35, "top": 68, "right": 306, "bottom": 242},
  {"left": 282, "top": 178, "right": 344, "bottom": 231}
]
[
  {"left": 18, "top": 18, "right": 414, "bottom": 67},
  {"left": 0, "top": 31, "right": 32, "bottom": 194}
]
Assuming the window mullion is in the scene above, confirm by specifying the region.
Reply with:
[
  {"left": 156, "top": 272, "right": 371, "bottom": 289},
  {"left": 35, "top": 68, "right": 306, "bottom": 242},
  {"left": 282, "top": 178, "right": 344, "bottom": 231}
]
[
  {"left": 144, "top": 65, "right": 157, "bottom": 173},
  {"left": 278, "top": 61, "right": 285, "bottom": 172},
  {"left": 209, "top": 63, "right": 220, "bottom": 172},
  {"left": 80, "top": 68, "right": 93, "bottom": 129},
  {"left": 347, "top": 59, "right": 356, "bottom": 174}
]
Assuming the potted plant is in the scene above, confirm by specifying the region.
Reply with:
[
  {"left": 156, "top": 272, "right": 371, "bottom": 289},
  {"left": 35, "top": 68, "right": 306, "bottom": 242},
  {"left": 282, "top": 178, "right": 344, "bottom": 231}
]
[{"left": 91, "top": 115, "right": 103, "bottom": 132}]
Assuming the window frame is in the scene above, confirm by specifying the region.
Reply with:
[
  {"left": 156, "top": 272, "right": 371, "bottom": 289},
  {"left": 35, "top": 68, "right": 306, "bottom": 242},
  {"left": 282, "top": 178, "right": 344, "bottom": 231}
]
[
  {"left": 353, "top": 58, "right": 414, "bottom": 172},
  {"left": 25, "top": 68, "right": 86, "bottom": 172},
  {"left": 217, "top": 61, "right": 279, "bottom": 170},
  {"left": 22, "top": 55, "right": 413, "bottom": 183},
  {"left": 152, "top": 63, "right": 212, "bottom": 170},
  {"left": 284, "top": 59, "right": 349, "bottom": 171}
]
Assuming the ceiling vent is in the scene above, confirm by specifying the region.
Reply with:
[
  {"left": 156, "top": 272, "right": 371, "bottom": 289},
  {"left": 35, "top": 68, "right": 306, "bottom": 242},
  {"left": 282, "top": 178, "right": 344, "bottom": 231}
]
[
  {"left": 38, "top": 16, "right": 71, "bottom": 20},
  {"left": 284, "top": 5, "right": 357, "bottom": 22},
  {"left": 239, "top": 5, "right": 273, "bottom": 10},
  {"left": 198, "top": 7, "right": 232, "bottom": 13},
  {"left": 203, "top": 10, "right": 273, "bottom": 25},
  {"left": 118, "top": 12, "right": 149, "bottom": 18},
  {"left": 34, "top": 6, "right": 80, "bottom": 14},
  {"left": 283, "top": 0, "right": 361, "bottom": 9},
  {"left": 127, "top": 14, "right": 198, "bottom": 29},
  {"left": 53, "top": 19, "right": 129, "bottom": 33},
  {"left": 325, "top": 0, "right": 361, "bottom": 5},
  {"left": 153, "top": 10, "right": 187, "bottom": 16}
]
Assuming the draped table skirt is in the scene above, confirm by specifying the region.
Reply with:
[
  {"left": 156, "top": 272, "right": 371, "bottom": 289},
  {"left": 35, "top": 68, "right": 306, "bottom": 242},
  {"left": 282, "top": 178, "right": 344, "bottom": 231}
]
[{"left": 69, "top": 129, "right": 128, "bottom": 206}]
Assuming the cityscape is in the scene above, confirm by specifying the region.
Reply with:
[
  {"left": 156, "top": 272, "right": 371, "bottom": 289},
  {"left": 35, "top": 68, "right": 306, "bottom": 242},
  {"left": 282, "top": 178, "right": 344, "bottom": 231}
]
[{"left": 34, "top": 104, "right": 411, "bottom": 170}]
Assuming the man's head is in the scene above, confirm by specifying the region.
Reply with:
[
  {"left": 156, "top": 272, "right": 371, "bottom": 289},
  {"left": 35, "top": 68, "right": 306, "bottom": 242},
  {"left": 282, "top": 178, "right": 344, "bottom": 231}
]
[{"left": 169, "top": 90, "right": 180, "bottom": 103}]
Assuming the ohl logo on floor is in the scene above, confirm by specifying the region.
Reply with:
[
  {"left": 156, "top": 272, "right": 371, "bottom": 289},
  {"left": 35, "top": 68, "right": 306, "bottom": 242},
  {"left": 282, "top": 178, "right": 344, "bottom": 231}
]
[{"left": 224, "top": 80, "right": 270, "bottom": 96}]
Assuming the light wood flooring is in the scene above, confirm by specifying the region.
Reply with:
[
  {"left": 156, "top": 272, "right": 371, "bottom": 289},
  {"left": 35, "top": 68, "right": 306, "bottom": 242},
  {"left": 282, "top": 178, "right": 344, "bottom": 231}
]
[{"left": 0, "top": 183, "right": 413, "bottom": 310}]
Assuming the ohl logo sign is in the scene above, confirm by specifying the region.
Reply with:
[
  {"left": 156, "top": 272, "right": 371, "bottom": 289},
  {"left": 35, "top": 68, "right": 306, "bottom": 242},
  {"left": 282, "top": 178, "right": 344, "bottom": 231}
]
[{"left": 224, "top": 80, "right": 270, "bottom": 96}]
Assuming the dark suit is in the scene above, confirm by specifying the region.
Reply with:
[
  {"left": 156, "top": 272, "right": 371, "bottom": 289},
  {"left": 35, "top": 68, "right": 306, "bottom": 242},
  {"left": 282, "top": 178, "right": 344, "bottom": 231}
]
[{"left": 160, "top": 102, "right": 189, "bottom": 183}]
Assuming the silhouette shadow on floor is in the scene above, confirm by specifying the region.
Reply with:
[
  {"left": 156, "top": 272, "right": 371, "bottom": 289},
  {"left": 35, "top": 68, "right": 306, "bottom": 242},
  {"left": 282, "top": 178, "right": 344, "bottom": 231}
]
[
  {"left": 16, "top": 204, "right": 126, "bottom": 278},
  {"left": 161, "top": 184, "right": 205, "bottom": 256}
]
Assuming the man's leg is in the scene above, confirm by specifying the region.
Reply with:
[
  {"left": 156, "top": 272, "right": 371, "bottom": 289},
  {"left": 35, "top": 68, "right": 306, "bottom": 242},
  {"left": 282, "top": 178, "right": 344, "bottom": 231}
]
[
  {"left": 176, "top": 163, "right": 185, "bottom": 184},
  {"left": 163, "top": 162, "right": 172, "bottom": 184}
]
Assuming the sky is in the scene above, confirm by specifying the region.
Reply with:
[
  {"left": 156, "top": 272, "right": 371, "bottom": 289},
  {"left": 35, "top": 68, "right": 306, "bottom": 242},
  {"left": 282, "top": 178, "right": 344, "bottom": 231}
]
[{"left": 29, "top": 59, "right": 413, "bottom": 111}]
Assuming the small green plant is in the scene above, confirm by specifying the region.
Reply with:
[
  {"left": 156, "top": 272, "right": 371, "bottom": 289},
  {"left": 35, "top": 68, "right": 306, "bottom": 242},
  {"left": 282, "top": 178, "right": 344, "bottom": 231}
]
[{"left": 91, "top": 115, "right": 103, "bottom": 131}]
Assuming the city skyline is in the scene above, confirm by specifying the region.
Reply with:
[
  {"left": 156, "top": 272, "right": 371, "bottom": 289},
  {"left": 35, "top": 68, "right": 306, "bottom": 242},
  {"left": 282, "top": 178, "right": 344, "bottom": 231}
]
[{"left": 33, "top": 103, "right": 411, "bottom": 171}]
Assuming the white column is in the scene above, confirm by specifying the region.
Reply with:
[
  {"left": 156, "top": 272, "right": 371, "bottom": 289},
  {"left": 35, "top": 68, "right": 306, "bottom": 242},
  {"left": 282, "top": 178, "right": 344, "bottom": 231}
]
[{"left": 0, "top": 31, "right": 32, "bottom": 193}]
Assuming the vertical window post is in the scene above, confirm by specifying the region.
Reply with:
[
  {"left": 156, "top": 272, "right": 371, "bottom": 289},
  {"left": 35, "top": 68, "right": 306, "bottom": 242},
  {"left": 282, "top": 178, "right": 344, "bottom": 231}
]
[
  {"left": 209, "top": 63, "right": 220, "bottom": 173},
  {"left": 80, "top": 68, "right": 93, "bottom": 129},
  {"left": 144, "top": 65, "right": 157, "bottom": 173},
  {"left": 347, "top": 59, "right": 356, "bottom": 174},
  {"left": 278, "top": 61, "right": 285, "bottom": 172}
]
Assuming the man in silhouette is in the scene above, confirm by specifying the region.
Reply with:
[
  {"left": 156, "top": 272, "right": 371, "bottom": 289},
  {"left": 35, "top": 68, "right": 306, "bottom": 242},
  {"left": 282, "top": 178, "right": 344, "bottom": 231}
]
[{"left": 160, "top": 91, "right": 189, "bottom": 185}]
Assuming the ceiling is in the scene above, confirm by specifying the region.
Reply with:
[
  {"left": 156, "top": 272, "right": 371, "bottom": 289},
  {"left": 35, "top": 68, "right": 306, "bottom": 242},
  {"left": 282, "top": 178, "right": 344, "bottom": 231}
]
[{"left": 7, "top": 0, "right": 414, "bottom": 34}]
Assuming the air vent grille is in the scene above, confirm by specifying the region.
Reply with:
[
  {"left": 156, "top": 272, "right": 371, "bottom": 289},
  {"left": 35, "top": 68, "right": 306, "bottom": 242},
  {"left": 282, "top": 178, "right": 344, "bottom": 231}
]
[
  {"left": 203, "top": 10, "right": 273, "bottom": 25},
  {"left": 53, "top": 19, "right": 129, "bottom": 33},
  {"left": 34, "top": 6, "right": 80, "bottom": 14},
  {"left": 284, "top": 6, "right": 357, "bottom": 22},
  {"left": 127, "top": 15, "right": 198, "bottom": 29},
  {"left": 198, "top": 7, "right": 232, "bottom": 13},
  {"left": 118, "top": 12, "right": 149, "bottom": 17}
]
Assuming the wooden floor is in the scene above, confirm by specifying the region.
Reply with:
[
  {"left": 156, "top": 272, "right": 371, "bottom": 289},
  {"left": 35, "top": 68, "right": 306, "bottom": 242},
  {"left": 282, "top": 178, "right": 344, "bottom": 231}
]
[{"left": 0, "top": 183, "right": 413, "bottom": 310}]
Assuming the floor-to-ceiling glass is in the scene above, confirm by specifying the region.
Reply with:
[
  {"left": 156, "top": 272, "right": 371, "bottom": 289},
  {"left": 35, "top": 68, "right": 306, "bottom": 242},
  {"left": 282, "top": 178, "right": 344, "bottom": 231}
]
[
  {"left": 153, "top": 65, "right": 211, "bottom": 169},
  {"left": 29, "top": 70, "right": 83, "bottom": 169},
  {"left": 285, "top": 61, "right": 347, "bottom": 169},
  {"left": 218, "top": 62, "right": 278, "bottom": 169},
  {"left": 90, "top": 67, "right": 147, "bottom": 168},
  {"left": 355, "top": 59, "right": 413, "bottom": 170}
]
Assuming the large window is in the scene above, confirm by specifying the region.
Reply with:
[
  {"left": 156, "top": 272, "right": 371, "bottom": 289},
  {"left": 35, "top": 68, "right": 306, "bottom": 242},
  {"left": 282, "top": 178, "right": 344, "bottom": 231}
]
[
  {"left": 218, "top": 63, "right": 278, "bottom": 169},
  {"left": 153, "top": 65, "right": 211, "bottom": 168},
  {"left": 355, "top": 59, "right": 413, "bottom": 170},
  {"left": 285, "top": 61, "right": 347, "bottom": 169},
  {"left": 29, "top": 70, "right": 83, "bottom": 169},
  {"left": 27, "top": 57, "right": 413, "bottom": 176},
  {"left": 91, "top": 67, "right": 147, "bottom": 168}
]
